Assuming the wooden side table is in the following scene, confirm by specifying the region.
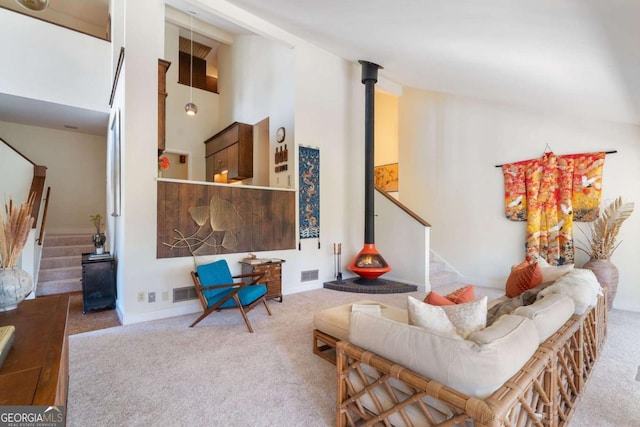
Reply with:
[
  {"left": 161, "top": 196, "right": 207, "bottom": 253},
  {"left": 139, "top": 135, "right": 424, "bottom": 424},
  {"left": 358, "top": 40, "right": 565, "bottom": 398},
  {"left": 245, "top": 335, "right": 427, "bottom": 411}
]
[
  {"left": 81, "top": 253, "right": 117, "bottom": 314},
  {"left": 240, "top": 259, "right": 284, "bottom": 302}
]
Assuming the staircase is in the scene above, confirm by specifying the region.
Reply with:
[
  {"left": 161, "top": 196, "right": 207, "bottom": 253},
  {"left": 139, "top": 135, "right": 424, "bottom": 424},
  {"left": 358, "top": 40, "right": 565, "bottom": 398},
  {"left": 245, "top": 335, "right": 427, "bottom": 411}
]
[
  {"left": 37, "top": 234, "right": 94, "bottom": 297},
  {"left": 429, "top": 255, "right": 460, "bottom": 289}
]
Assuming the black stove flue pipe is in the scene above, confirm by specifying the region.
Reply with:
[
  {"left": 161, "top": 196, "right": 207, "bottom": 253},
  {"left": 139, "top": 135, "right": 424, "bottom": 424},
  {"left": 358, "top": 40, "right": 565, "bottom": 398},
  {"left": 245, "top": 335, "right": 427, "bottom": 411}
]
[{"left": 359, "top": 60, "right": 382, "bottom": 244}]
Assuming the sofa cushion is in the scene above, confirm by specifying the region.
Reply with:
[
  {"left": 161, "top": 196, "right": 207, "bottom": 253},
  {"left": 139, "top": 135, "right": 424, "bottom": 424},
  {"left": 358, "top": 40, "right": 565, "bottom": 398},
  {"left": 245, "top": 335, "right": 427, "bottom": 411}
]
[
  {"left": 349, "top": 311, "right": 539, "bottom": 399},
  {"left": 537, "top": 268, "right": 602, "bottom": 314},
  {"left": 513, "top": 294, "right": 575, "bottom": 342},
  {"left": 425, "top": 285, "right": 475, "bottom": 306},
  {"left": 314, "top": 300, "right": 408, "bottom": 341},
  {"left": 409, "top": 296, "right": 487, "bottom": 339},
  {"left": 407, "top": 296, "right": 461, "bottom": 339},
  {"left": 505, "top": 261, "right": 543, "bottom": 297}
]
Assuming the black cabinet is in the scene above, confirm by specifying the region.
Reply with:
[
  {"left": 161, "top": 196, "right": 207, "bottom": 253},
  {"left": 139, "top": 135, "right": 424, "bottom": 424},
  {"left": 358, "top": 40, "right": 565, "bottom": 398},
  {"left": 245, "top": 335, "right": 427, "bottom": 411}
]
[{"left": 81, "top": 253, "right": 116, "bottom": 314}]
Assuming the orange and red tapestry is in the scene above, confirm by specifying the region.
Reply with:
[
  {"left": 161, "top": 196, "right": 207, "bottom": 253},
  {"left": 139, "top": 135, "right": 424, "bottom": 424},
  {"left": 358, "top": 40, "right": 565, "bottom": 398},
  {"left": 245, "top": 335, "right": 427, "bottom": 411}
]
[{"left": 502, "top": 151, "right": 605, "bottom": 265}]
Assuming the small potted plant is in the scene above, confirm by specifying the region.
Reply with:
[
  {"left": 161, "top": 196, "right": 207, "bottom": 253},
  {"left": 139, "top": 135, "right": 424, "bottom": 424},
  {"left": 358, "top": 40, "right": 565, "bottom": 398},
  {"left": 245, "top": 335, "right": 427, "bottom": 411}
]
[{"left": 90, "top": 214, "right": 106, "bottom": 254}]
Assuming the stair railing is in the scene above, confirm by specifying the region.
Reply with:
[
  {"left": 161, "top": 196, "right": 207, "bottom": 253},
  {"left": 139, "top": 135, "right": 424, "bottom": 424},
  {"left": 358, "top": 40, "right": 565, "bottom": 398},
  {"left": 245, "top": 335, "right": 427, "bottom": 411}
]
[{"left": 37, "top": 187, "right": 51, "bottom": 246}]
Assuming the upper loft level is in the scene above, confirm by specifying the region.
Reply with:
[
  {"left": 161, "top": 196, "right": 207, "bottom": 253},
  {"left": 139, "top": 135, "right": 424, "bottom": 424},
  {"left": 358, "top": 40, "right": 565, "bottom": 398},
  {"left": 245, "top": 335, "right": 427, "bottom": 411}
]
[
  {"left": 0, "top": 0, "right": 109, "bottom": 40},
  {"left": 0, "top": 6, "right": 111, "bottom": 135}
]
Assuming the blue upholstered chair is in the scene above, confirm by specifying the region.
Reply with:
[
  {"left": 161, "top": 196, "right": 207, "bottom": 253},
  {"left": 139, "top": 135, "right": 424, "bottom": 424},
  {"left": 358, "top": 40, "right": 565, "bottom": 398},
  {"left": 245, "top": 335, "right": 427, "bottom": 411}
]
[{"left": 190, "top": 259, "right": 272, "bottom": 332}]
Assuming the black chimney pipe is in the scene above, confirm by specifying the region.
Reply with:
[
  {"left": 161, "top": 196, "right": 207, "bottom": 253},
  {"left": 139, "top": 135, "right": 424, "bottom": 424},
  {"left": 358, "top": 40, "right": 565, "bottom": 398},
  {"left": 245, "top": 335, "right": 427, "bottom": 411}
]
[{"left": 359, "top": 60, "right": 382, "bottom": 244}]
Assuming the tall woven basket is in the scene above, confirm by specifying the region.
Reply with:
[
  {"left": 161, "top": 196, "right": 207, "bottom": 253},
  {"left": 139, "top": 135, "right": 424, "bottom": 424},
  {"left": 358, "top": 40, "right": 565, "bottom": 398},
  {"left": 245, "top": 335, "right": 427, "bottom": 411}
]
[{"left": 583, "top": 258, "right": 618, "bottom": 310}]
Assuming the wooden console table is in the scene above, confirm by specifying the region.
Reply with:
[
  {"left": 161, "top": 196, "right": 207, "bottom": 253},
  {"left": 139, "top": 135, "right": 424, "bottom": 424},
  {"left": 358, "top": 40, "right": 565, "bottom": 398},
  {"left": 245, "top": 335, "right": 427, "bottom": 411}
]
[
  {"left": 240, "top": 259, "right": 285, "bottom": 302},
  {"left": 0, "top": 294, "right": 69, "bottom": 406}
]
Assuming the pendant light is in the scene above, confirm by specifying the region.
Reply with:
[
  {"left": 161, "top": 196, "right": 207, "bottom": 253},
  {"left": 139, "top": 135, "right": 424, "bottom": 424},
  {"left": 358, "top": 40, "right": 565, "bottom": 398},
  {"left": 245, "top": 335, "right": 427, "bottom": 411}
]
[
  {"left": 15, "top": 0, "right": 49, "bottom": 11},
  {"left": 185, "top": 13, "right": 198, "bottom": 116}
]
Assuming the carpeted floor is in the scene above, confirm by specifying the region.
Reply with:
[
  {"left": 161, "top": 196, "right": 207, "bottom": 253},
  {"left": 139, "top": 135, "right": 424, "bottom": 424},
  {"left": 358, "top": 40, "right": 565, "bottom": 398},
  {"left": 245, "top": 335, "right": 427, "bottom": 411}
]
[
  {"left": 66, "top": 292, "right": 121, "bottom": 335},
  {"left": 66, "top": 287, "right": 640, "bottom": 426}
]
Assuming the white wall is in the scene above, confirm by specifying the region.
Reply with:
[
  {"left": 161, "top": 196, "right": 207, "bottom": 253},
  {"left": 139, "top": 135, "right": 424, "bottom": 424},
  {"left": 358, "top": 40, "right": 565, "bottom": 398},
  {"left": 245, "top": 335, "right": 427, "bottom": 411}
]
[
  {"left": 0, "top": 139, "right": 33, "bottom": 206},
  {"left": 0, "top": 9, "right": 109, "bottom": 113},
  {"left": 0, "top": 121, "right": 107, "bottom": 234},
  {"left": 164, "top": 22, "right": 220, "bottom": 182},
  {"left": 399, "top": 88, "right": 640, "bottom": 311},
  {"left": 102, "top": 0, "right": 367, "bottom": 324},
  {"left": 222, "top": 35, "right": 295, "bottom": 189}
]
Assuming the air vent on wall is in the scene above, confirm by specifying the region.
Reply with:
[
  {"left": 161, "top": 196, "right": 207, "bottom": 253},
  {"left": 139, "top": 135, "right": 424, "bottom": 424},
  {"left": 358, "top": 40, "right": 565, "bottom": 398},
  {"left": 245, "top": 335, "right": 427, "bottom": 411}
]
[
  {"left": 301, "top": 270, "right": 319, "bottom": 282},
  {"left": 173, "top": 286, "right": 198, "bottom": 303}
]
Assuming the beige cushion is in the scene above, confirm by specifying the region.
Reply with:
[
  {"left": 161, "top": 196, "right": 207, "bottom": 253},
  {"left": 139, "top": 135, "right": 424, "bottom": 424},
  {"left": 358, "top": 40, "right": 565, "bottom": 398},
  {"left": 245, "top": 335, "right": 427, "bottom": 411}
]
[
  {"left": 349, "top": 311, "right": 539, "bottom": 399},
  {"left": 513, "top": 294, "right": 575, "bottom": 342},
  {"left": 407, "top": 296, "right": 461, "bottom": 339},
  {"left": 469, "top": 314, "right": 531, "bottom": 345},
  {"left": 440, "top": 296, "right": 487, "bottom": 338},
  {"left": 408, "top": 296, "right": 488, "bottom": 339},
  {"left": 313, "top": 300, "right": 407, "bottom": 341}
]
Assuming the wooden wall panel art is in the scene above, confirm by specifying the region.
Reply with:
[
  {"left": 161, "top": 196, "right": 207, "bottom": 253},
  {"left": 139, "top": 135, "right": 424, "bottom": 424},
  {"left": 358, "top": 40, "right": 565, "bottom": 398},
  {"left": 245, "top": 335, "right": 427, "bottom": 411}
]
[{"left": 157, "top": 181, "right": 295, "bottom": 258}]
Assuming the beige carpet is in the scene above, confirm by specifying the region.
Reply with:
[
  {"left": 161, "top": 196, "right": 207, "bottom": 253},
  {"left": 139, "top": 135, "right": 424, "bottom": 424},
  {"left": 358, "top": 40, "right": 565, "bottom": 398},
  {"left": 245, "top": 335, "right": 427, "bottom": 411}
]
[{"left": 67, "top": 287, "right": 640, "bottom": 426}]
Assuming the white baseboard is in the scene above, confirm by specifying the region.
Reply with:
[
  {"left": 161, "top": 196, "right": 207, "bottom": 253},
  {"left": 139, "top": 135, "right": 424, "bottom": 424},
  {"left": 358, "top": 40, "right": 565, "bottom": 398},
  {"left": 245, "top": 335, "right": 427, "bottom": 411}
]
[{"left": 118, "top": 301, "right": 201, "bottom": 325}]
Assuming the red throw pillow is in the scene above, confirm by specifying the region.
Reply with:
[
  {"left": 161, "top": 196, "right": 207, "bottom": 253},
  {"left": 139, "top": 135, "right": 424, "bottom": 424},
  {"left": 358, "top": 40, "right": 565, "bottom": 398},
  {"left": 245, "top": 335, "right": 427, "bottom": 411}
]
[
  {"left": 505, "top": 261, "right": 543, "bottom": 298},
  {"left": 424, "top": 285, "right": 475, "bottom": 306}
]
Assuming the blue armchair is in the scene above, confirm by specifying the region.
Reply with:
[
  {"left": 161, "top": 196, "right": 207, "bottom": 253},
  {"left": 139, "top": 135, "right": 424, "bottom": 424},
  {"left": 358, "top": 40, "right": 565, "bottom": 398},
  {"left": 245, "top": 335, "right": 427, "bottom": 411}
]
[{"left": 190, "top": 259, "right": 272, "bottom": 332}]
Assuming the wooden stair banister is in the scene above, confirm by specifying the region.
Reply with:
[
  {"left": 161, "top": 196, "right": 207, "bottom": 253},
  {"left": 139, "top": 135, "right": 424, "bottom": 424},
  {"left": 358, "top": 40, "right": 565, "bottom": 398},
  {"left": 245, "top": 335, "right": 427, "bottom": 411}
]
[
  {"left": 37, "top": 187, "right": 51, "bottom": 246},
  {"left": 28, "top": 165, "right": 48, "bottom": 228},
  {"left": 375, "top": 185, "right": 431, "bottom": 227},
  {"left": 1, "top": 138, "right": 48, "bottom": 230}
]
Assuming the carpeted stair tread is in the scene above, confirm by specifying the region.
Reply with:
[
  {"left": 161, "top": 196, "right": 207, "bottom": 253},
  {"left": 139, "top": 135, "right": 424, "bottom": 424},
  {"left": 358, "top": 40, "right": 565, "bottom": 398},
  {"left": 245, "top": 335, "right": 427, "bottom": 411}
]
[{"left": 36, "top": 278, "right": 82, "bottom": 296}]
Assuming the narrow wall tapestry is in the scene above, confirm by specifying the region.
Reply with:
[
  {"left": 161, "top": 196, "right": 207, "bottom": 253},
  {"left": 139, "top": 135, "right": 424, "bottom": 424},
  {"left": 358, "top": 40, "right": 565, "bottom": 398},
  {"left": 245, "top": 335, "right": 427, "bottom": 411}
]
[
  {"left": 501, "top": 151, "right": 606, "bottom": 266},
  {"left": 374, "top": 163, "right": 399, "bottom": 192},
  {"left": 299, "top": 146, "right": 320, "bottom": 239}
]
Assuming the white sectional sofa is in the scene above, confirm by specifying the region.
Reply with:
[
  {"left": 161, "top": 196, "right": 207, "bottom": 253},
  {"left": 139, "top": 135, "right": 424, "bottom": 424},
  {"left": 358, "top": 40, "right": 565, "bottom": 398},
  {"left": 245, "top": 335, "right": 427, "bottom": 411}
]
[{"left": 313, "top": 270, "right": 607, "bottom": 427}]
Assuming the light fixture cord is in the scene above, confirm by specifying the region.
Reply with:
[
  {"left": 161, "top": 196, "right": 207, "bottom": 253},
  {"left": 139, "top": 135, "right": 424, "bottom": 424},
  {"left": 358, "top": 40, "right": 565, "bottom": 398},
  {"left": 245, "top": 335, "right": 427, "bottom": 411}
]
[{"left": 189, "top": 14, "right": 193, "bottom": 103}]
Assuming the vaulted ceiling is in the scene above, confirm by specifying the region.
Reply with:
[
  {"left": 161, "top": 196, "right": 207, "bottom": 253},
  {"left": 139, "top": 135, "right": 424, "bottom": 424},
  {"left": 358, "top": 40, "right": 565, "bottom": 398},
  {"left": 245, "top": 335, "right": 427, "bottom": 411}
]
[
  {"left": 2, "top": 0, "right": 639, "bottom": 135},
  {"left": 224, "top": 0, "right": 640, "bottom": 125}
]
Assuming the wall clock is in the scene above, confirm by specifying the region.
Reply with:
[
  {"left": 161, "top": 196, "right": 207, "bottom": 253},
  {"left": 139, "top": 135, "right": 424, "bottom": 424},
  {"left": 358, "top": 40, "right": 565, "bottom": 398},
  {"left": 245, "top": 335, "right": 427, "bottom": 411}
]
[{"left": 276, "top": 127, "right": 286, "bottom": 143}]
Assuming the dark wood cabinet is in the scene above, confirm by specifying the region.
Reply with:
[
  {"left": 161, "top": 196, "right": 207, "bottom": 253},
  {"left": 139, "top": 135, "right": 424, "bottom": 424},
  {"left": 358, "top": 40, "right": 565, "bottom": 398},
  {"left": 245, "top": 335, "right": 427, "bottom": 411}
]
[
  {"left": 0, "top": 295, "right": 69, "bottom": 408},
  {"left": 81, "top": 253, "right": 117, "bottom": 314},
  {"left": 240, "top": 260, "right": 284, "bottom": 302},
  {"left": 158, "top": 59, "right": 171, "bottom": 155},
  {"left": 204, "top": 122, "right": 253, "bottom": 181}
]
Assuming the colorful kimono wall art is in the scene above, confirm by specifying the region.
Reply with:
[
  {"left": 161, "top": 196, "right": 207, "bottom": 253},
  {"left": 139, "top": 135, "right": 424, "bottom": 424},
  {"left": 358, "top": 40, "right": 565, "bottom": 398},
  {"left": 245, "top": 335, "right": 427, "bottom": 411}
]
[
  {"left": 502, "top": 151, "right": 605, "bottom": 265},
  {"left": 503, "top": 151, "right": 605, "bottom": 223},
  {"left": 524, "top": 153, "right": 574, "bottom": 265},
  {"left": 299, "top": 146, "right": 320, "bottom": 239}
]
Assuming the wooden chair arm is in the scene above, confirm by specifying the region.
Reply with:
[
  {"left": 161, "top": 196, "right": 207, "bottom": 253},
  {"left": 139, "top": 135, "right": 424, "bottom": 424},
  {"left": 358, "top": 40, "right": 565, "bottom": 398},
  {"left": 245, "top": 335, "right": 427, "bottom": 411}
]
[{"left": 232, "top": 272, "right": 266, "bottom": 284}]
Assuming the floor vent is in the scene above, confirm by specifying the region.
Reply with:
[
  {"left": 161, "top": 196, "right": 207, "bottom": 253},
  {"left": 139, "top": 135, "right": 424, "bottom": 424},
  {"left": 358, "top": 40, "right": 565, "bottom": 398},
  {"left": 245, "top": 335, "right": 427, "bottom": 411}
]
[
  {"left": 301, "top": 269, "right": 319, "bottom": 282},
  {"left": 173, "top": 286, "right": 198, "bottom": 303}
]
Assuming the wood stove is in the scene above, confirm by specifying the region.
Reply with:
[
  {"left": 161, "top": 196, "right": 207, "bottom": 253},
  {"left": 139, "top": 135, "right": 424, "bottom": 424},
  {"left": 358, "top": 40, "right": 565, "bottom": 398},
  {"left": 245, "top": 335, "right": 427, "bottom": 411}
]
[{"left": 348, "top": 60, "right": 391, "bottom": 281}]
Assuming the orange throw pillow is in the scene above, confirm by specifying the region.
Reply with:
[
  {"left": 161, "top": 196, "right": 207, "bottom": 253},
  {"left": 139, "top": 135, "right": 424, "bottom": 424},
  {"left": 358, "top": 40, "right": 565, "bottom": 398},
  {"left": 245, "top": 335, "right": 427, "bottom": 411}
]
[
  {"left": 425, "top": 285, "right": 475, "bottom": 306},
  {"left": 505, "top": 262, "right": 543, "bottom": 298}
]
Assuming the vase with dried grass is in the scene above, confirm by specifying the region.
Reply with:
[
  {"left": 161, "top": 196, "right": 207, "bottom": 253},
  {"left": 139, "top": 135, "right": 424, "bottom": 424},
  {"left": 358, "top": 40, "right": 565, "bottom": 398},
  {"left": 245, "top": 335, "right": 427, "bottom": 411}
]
[
  {"left": 0, "top": 194, "right": 36, "bottom": 311},
  {"left": 577, "top": 196, "right": 634, "bottom": 310}
]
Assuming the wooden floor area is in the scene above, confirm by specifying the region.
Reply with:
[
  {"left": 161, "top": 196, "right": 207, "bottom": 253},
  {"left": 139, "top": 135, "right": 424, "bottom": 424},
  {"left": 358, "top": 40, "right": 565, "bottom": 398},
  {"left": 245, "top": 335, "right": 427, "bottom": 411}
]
[{"left": 66, "top": 292, "right": 121, "bottom": 335}]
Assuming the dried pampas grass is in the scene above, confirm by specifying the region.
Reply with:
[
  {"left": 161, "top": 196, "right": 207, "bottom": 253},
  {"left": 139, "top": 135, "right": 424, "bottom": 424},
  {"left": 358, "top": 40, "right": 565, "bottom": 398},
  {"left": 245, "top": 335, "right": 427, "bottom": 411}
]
[
  {"left": 577, "top": 196, "right": 634, "bottom": 260},
  {"left": 0, "top": 193, "right": 36, "bottom": 268}
]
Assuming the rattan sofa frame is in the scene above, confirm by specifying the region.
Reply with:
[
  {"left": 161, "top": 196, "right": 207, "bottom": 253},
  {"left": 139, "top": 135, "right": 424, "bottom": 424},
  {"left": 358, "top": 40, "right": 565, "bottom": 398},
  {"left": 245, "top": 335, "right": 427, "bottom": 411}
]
[{"left": 334, "top": 292, "right": 607, "bottom": 427}]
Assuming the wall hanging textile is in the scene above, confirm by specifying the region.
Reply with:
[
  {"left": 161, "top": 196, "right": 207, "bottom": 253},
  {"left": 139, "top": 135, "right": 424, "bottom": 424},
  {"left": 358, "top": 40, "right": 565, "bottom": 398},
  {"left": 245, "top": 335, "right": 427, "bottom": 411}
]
[
  {"left": 299, "top": 146, "right": 320, "bottom": 240},
  {"left": 501, "top": 151, "right": 605, "bottom": 266},
  {"left": 503, "top": 151, "right": 605, "bottom": 222}
]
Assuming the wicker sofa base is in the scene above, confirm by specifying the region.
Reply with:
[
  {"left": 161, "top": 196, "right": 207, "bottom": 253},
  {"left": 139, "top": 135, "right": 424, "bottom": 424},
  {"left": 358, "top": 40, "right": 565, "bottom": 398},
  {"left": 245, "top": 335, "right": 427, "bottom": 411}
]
[{"left": 335, "top": 293, "right": 607, "bottom": 427}]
